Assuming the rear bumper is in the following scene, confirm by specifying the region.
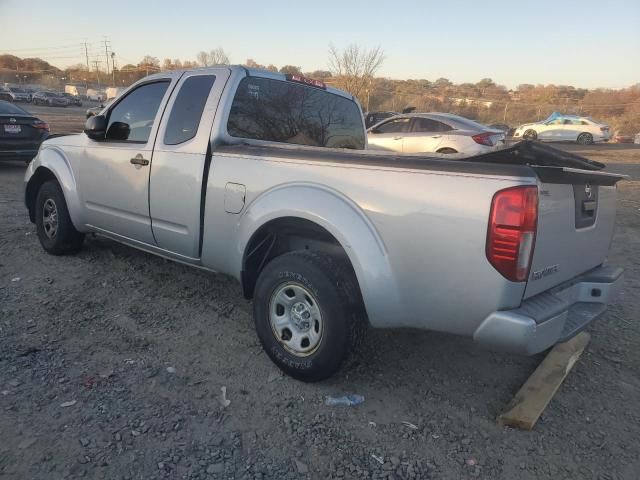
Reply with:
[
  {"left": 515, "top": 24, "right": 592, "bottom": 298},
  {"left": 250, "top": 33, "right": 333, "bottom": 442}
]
[
  {"left": 0, "top": 140, "right": 43, "bottom": 160},
  {"left": 473, "top": 265, "right": 623, "bottom": 355}
]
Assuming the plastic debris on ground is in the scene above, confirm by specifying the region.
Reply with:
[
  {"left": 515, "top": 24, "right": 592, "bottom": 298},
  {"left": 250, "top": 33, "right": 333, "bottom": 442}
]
[
  {"left": 324, "top": 394, "right": 365, "bottom": 406},
  {"left": 219, "top": 386, "right": 231, "bottom": 407}
]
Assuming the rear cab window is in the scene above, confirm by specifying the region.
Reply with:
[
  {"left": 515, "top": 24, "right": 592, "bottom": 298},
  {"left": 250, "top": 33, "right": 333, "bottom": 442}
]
[{"left": 227, "top": 76, "right": 365, "bottom": 149}]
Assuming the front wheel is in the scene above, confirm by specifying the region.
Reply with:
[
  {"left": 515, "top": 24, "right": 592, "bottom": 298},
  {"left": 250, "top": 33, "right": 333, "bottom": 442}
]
[
  {"left": 577, "top": 132, "right": 594, "bottom": 145},
  {"left": 35, "top": 180, "right": 84, "bottom": 255},
  {"left": 253, "top": 251, "right": 365, "bottom": 382},
  {"left": 523, "top": 129, "right": 538, "bottom": 140}
]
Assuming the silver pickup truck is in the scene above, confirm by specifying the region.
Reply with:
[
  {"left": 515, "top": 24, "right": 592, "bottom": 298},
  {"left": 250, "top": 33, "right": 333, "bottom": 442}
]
[{"left": 25, "top": 66, "right": 625, "bottom": 381}]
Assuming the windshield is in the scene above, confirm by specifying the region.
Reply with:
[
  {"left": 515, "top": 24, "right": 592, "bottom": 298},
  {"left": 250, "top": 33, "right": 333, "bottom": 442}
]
[{"left": 10, "top": 88, "right": 26, "bottom": 93}]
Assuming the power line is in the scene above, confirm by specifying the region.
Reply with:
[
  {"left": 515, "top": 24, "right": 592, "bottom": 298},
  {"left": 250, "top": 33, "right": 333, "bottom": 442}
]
[{"left": 0, "top": 43, "right": 87, "bottom": 53}]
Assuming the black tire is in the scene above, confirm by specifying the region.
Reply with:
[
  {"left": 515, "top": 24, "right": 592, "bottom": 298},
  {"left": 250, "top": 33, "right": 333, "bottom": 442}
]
[
  {"left": 253, "top": 250, "right": 365, "bottom": 382},
  {"left": 437, "top": 147, "right": 458, "bottom": 154},
  {"left": 577, "top": 132, "right": 593, "bottom": 145},
  {"left": 35, "top": 180, "right": 84, "bottom": 255},
  {"left": 523, "top": 129, "right": 538, "bottom": 140}
]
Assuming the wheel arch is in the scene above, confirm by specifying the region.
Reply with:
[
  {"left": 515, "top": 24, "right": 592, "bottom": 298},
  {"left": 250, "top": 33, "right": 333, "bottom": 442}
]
[
  {"left": 236, "top": 183, "right": 401, "bottom": 327},
  {"left": 25, "top": 147, "right": 82, "bottom": 229}
]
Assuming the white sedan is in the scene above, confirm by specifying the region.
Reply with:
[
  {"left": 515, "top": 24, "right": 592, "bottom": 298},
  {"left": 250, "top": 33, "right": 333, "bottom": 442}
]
[
  {"left": 513, "top": 113, "right": 611, "bottom": 144},
  {"left": 367, "top": 113, "right": 505, "bottom": 155}
]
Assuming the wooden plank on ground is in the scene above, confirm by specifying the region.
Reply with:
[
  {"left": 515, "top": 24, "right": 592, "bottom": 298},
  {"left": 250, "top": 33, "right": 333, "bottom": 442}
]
[{"left": 498, "top": 331, "right": 591, "bottom": 430}]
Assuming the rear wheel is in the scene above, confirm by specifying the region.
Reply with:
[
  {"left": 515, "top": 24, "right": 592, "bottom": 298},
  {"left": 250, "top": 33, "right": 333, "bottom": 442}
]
[
  {"left": 253, "top": 250, "right": 365, "bottom": 382},
  {"left": 35, "top": 180, "right": 84, "bottom": 255},
  {"left": 436, "top": 147, "right": 458, "bottom": 154},
  {"left": 523, "top": 129, "right": 538, "bottom": 140},
  {"left": 577, "top": 132, "right": 593, "bottom": 145}
]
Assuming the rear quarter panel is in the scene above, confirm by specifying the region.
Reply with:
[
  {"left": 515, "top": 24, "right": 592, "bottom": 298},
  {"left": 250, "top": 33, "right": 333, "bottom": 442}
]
[{"left": 201, "top": 152, "right": 534, "bottom": 335}]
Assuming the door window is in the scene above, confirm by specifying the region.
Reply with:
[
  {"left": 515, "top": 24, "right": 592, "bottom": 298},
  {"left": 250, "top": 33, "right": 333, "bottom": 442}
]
[
  {"left": 374, "top": 118, "right": 411, "bottom": 133},
  {"left": 106, "top": 81, "right": 170, "bottom": 143},
  {"left": 412, "top": 117, "right": 452, "bottom": 132},
  {"left": 164, "top": 75, "right": 216, "bottom": 145}
]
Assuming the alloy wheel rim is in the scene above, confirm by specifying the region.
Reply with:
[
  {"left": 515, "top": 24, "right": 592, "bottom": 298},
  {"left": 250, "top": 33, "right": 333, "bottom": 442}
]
[
  {"left": 42, "top": 198, "right": 59, "bottom": 239},
  {"left": 269, "top": 282, "right": 323, "bottom": 356}
]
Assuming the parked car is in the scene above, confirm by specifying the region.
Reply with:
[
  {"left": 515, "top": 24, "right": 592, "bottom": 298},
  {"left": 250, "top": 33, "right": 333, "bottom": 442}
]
[
  {"left": 488, "top": 123, "right": 515, "bottom": 137},
  {"left": 86, "top": 90, "right": 105, "bottom": 102},
  {"left": 25, "top": 67, "right": 625, "bottom": 381},
  {"left": 0, "top": 88, "right": 12, "bottom": 102},
  {"left": 614, "top": 134, "right": 634, "bottom": 144},
  {"left": 32, "top": 91, "right": 69, "bottom": 107},
  {"left": 85, "top": 98, "right": 113, "bottom": 119},
  {"left": 367, "top": 112, "right": 505, "bottom": 155},
  {"left": 364, "top": 111, "right": 397, "bottom": 128},
  {"left": 6, "top": 87, "right": 31, "bottom": 102},
  {"left": 0, "top": 100, "right": 49, "bottom": 163},
  {"left": 62, "top": 92, "right": 82, "bottom": 107},
  {"left": 513, "top": 112, "right": 611, "bottom": 144}
]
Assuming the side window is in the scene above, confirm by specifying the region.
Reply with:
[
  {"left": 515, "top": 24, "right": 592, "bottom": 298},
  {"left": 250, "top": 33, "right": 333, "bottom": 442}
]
[
  {"left": 413, "top": 118, "right": 452, "bottom": 133},
  {"left": 375, "top": 118, "right": 411, "bottom": 133},
  {"left": 164, "top": 75, "right": 216, "bottom": 145},
  {"left": 106, "top": 81, "right": 169, "bottom": 143},
  {"left": 227, "top": 76, "right": 365, "bottom": 149}
]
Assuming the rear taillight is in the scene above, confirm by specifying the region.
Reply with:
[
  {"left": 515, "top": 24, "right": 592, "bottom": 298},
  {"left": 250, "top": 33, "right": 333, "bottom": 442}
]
[
  {"left": 486, "top": 186, "right": 538, "bottom": 282},
  {"left": 472, "top": 132, "right": 495, "bottom": 146},
  {"left": 32, "top": 120, "right": 49, "bottom": 131}
]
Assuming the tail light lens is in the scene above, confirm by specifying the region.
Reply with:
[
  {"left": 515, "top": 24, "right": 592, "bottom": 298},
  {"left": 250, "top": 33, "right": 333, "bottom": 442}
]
[
  {"left": 472, "top": 132, "right": 495, "bottom": 146},
  {"left": 486, "top": 186, "right": 538, "bottom": 282},
  {"left": 32, "top": 120, "right": 49, "bottom": 131}
]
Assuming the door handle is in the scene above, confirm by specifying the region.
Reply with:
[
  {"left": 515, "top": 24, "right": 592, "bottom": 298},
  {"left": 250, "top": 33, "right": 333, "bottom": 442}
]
[
  {"left": 130, "top": 154, "right": 149, "bottom": 167},
  {"left": 431, "top": 135, "right": 442, "bottom": 139},
  {"left": 392, "top": 136, "right": 403, "bottom": 140}
]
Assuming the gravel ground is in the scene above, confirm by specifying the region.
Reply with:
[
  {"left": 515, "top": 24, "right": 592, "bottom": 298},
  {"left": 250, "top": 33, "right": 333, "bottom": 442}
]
[{"left": 1, "top": 111, "right": 640, "bottom": 479}]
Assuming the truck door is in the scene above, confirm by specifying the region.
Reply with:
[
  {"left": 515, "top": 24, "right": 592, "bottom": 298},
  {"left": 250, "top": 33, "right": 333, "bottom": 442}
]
[
  {"left": 149, "top": 68, "right": 231, "bottom": 259},
  {"left": 79, "top": 74, "right": 181, "bottom": 244}
]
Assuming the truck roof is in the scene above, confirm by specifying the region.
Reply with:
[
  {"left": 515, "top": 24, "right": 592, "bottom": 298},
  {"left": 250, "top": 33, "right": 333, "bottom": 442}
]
[{"left": 143, "top": 65, "right": 355, "bottom": 101}]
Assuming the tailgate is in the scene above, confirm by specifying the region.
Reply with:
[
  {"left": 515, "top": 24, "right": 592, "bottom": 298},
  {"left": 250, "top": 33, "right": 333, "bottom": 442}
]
[{"left": 524, "top": 167, "right": 626, "bottom": 299}]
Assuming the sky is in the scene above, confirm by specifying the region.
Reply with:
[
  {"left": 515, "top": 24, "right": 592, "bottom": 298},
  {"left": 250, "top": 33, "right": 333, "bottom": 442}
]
[{"left": 1, "top": 0, "right": 639, "bottom": 89}]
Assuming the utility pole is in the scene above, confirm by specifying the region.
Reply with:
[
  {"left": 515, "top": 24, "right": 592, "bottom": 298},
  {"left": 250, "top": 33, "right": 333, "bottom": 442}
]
[
  {"left": 103, "top": 38, "right": 112, "bottom": 81},
  {"left": 110, "top": 52, "right": 116, "bottom": 85},
  {"left": 83, "top": 41, "right": 90, "bottom": 88},
  {"left": 92, "top": 60, "right": 102, "bottom": 88}
]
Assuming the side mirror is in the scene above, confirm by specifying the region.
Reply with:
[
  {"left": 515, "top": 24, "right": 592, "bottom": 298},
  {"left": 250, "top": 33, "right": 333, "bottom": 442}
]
[
  {"left": 106, "top": 121, "right": 131, "bottom": 141},
  {"left": 369, "top": 128, "right": 381, "bottom": 134},
  {"left": 84, "top": 115, "right": 107, "bottom": 140}
]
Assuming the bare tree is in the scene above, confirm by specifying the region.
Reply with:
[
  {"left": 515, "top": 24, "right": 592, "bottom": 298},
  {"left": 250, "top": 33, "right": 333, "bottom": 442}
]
[
  {"left": 279, "top": 65, "right": 302, "bottom": 75},
  {"left": 197, "top": 48, "right": 230, "bottom": 66},
  {"left": 245, "top": 58, "right": 264, "bottom": 69},
  {"left": 328, "top": 44, "right": 384, "bottom": 98}
]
